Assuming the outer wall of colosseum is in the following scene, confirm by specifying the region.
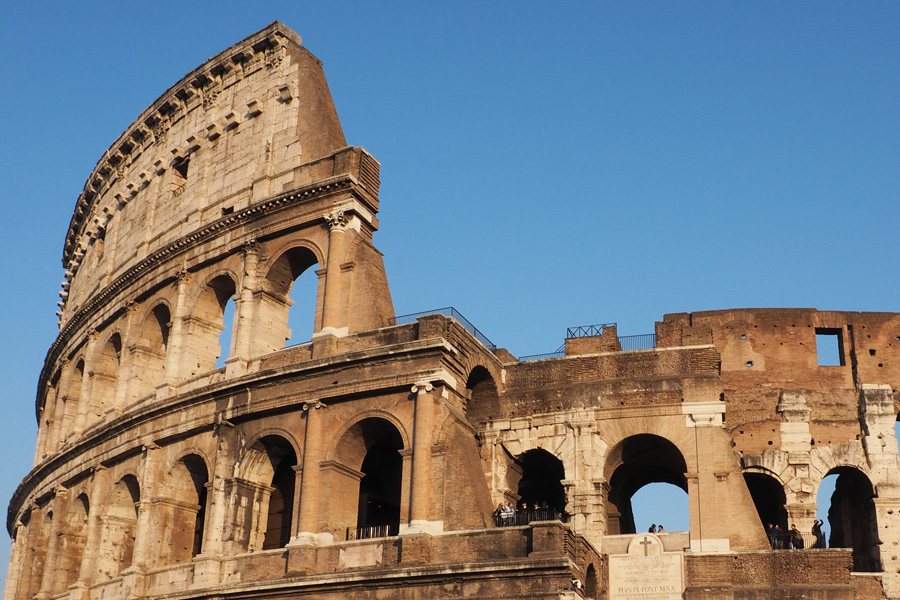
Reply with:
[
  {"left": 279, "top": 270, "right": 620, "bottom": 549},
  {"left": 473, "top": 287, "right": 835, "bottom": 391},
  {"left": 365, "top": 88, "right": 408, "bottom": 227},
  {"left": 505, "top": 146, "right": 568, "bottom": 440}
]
[{"left": 5, "top": 21, "right": 900, "bottom": 600}]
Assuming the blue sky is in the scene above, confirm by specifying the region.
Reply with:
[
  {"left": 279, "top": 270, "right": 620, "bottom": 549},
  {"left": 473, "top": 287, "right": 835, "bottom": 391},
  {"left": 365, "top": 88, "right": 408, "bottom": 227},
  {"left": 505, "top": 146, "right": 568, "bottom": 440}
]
[{"left": 1, "top": 1, "right": 898, "bottom": 573}]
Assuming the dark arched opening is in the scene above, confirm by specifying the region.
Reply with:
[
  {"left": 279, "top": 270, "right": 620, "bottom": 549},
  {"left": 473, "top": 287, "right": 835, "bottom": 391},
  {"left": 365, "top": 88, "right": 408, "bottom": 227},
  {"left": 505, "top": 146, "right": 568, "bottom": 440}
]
[
  {"left": 357, "top": 427, "right": 403, "bottom": 537},
  {"left": 516, "top": 448, "right": 566, "bottom": 520},
  {"left": 823, "top": 468, "right": 880, "bottom": 572},
  {"left": 465, "top": 366, "right": 500, "bottom": 425},
  {"left": 263, "top": 246, "right": 320, "bottom": 349},
  {"left": 259, "top": 436, "right": 298, "bottom": 550},
  {"left": 744, "top": 471, "right": 788, "bottom": 546},
  {"left": 605, "top": 434, "right": 687, "bottom": 535}
]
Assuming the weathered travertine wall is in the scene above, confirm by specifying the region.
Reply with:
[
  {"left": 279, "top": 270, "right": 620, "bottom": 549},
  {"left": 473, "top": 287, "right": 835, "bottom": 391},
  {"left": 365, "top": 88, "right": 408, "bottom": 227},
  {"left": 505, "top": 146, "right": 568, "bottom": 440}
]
[{"left": 6, "top": 21, "right": 900, "bottom": 600}]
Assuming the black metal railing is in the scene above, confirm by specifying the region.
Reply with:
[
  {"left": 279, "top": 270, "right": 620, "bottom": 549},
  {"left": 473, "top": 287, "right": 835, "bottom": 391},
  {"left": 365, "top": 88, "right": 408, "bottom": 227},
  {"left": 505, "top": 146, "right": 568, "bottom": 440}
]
[
  {"left": 390, "top": 307, "right": 496, "bottom": 351},
  {"left": 493, "top": 508, "right": 564, "bottom": 527},
  {"left": 618, "top": 333, "right": 656, "bottom": 351},
  {"left": 567, "top": 323, "right": 616, "bottom": 338},
  {"left": 768, "top": 532, "right": 821, "bottom": 549},
  {"left": 346, "top": 524, "right": 393, "bottom": 540},
  {"left": 518, "top": 350, "right": 566, "bottom": 362}
]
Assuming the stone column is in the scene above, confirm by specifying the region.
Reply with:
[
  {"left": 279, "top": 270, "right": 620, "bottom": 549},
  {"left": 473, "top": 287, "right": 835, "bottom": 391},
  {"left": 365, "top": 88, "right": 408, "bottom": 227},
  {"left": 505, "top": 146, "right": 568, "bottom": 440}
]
[
  {"left": 286, "top": 402, "right": 326, "bottom": 576},
  {"left": 123, "top": 444, "right": 163, "bottom": 576},
  {"left": 73, "top": 467, "right": 110, "bottom": 596},
  {"left": 162, "top": 270, "right": 190, "bottom": 391},
  {"left": 226, "top": 241, "right": 259, "bottom": 377},
  {"left": 73, "top": 330, "right": 99, "bottom": 434},
  {"left": 35, "top": 490, "right": 67, "bottom": 600},
  {"left": 293, "top": 401, "right": 326, "bottom": 544},
  {"left": 403, "top": 382, "right": 440, "bottom": 535},
  {"left": 13, "top": 505, "right": 42, "bottom": 600},
  {"left": 317, "top": 209, "right": 352, "bottom": 337},
  {"left": 116, "top": 301, "right": 139, "bottom": 407}
]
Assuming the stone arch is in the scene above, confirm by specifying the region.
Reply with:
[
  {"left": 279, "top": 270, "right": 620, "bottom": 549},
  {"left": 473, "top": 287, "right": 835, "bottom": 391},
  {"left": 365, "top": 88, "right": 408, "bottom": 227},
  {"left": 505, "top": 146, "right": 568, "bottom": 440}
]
[
  {"left": 235, "top": 434, "right": 299, "bottom": 551},
  {"left": 465, "top": 365, "right": 500, "bottom": 425},
  {"left": 183, "top": 273, "right": 237, "bottom": 376},
  {"left": 820, "top": 467, "right": 881, "bottom": 571},
  {"left": 514, "top": 448, "right": 567, "bottom": 520},
  {"left": 131, "top": 303, "right": 170, "bottom": 399},
  {"left": 55, "top": 492, "right": 90, "bottom": 593},
  {"left": 742, "top": 468, "right": 788, "bottom": 543},
  {"left": 256, "top": 243, "right": 324, "bottom": 352},
  {"left": 95, "top": 475, "right": 140, "bottom": 580},
  {"left": 326, "top": 416, "right": 406, "bottom": 540},
  {"left": 328, "top": 410, "right": 412, "bottom": 459},
  {"left": 158, "top": 453, "right": 208, "bottom": 565},
  {"left": 90, "top": 331, "right": 122, "bottom": 420},
  {"left": 584, "top": 562, "right": 599, "bottom": 600},
  {"left": 604, "top": 434, "right": 688, "bottom": 535}
]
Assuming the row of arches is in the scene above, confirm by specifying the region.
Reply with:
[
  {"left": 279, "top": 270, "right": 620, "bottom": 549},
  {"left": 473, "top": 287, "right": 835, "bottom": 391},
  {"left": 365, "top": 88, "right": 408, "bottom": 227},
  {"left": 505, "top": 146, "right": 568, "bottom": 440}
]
[
  {"left": 13, "top": 416, "right": 412, "bottom": 600},
  {"left": 39, "top": 246, "right": 322, "bottom": 459}
]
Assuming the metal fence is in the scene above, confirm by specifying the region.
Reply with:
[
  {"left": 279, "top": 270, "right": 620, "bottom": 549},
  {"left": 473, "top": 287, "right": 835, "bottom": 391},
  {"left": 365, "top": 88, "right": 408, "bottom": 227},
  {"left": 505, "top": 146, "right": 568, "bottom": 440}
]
[
  {"left": 566, "top": 323, "right": 616, "bottom": 338},
  {"left": 493, "top": 508, "right": 564, "bottom": 527},
  {"left": 389, "top": 307, "right": 496, "bottom": 351},
  {"left": 617, "top": 333, "right": 657, "bottom": 351},
  {"left": 346, "top": 524, "right": 393, "bottom": 540}
]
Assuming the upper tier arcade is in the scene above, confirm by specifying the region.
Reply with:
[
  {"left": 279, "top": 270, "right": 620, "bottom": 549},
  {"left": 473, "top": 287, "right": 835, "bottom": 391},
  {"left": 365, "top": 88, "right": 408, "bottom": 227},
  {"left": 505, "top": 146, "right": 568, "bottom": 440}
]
[{"left": 37, "top": 21, "right": 394, "bottom": 430}]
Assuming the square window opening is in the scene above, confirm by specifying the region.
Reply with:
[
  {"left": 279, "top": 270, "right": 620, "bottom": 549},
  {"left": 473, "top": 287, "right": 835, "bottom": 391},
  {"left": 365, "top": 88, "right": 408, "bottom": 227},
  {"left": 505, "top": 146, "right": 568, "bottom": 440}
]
[{"left": 815, "top": 328, "right": 844, "bottom": 366}]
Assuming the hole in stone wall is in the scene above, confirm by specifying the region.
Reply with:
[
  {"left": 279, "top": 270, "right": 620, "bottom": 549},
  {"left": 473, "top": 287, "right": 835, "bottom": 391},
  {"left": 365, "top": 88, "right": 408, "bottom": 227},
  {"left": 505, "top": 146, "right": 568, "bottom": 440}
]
[
  {"left": 746, "top": 361, "right": 753, "bottom": 367},
  {"left": 870, "top": 349, "right": 876, "bottom": 356},
  {"left": 815, "top": 328, "right": 844, "bottom": 366}
]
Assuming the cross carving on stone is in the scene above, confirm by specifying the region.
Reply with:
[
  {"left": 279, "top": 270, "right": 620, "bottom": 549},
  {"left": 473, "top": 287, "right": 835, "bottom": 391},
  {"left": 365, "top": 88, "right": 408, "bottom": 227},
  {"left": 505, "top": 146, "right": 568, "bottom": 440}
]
[{"left": 640, "top": 536, "right": 653, "bottom": 556}]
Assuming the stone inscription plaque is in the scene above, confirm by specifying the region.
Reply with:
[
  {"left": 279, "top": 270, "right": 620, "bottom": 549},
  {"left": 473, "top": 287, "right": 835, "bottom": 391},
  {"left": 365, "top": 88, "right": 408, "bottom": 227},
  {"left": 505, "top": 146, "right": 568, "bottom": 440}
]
[{"left": 608, "top": 534, "right": 684, "bottom": 600}]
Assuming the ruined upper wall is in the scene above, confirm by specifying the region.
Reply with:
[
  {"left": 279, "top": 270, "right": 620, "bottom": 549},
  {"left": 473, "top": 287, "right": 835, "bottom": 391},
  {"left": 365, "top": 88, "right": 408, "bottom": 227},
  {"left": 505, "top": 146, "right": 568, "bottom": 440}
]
[{"left": 59, "top": 22, "right": 354, "bottom": 326}]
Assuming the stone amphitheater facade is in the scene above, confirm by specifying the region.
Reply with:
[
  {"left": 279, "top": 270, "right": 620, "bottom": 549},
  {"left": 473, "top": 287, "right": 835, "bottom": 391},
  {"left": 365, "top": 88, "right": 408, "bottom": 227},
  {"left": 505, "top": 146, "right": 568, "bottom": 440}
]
[{"left": 6, "top": 21, "right": 900, "bottom": 600}]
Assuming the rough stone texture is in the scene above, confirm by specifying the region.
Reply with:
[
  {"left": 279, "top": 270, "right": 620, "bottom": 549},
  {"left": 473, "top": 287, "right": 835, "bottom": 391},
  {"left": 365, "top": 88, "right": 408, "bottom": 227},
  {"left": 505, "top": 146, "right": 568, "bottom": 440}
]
[{"left": 5, "top": 21, "right": 900, "bottom": 600}]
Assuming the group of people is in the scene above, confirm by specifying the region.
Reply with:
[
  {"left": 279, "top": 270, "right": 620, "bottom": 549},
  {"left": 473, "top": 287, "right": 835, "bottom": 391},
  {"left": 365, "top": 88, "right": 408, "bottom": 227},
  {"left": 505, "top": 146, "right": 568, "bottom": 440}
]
[
  {"left": 766, "top": 520, "right": 826, "bottom": 549},
  {"left": 494, "top": 501, "right": 564, "bottom": 526},
  {"left": 648, "top": 524, "right": 666, "bottom": 533}
]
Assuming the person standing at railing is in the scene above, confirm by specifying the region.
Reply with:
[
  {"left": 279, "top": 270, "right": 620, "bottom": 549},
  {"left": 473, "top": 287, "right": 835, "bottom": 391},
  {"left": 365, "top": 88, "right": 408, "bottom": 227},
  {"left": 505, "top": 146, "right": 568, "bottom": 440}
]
[
  {"left": 812, "top": 519, "right": 825, "bottom": 548},
  {"left": 790, "top": 524, "right": 804, "bottom": 549}
]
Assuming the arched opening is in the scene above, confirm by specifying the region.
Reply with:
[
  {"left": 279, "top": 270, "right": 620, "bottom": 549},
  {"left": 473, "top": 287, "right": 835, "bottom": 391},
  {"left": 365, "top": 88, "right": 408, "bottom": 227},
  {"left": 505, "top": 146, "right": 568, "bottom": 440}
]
[
  {"left": 215, "top": 297, "right": 236, "bottom": 368},
  {"left": 584, "top": 563, "right": 599, "bottom": 600},
  {"left": 331, "top": 418, "right": 404, "bottom": 540},
  {"left": 91, "top": 333, "right": 121, "bottom": 420},
  {"left": 132, "top": 304, "right": 169, "bottom": 399},
  {"left": 260, "top": 247, "right": 320, "bottom": 352},
  {"left": 55, "top": 493, "right": 89, "bottom": 592},
  {"left": 744, "top": 471, "right": 788, "bottom": 547},
  {"left": 357, "top": 430, "right": 403, "bottom": 537},
  {"left": 185, "top": 274, "right": 236, "bottom": 375},
  {"left": 605, "top": 434, "right": 688, "bottom": 535},
  {"left": 464, "top": 366, "right": 500, "bottom": 425},
  {"left": 257, "top": 436, "right": 298, "bottom": 550},
  {"left": 820, "top": 468, "right": 880, "bottom": 572},
  {"left": 96, "top": 476, "right": 139, "bottom": 580},
  {"left": 161, "top": 454, "right": 208, "bottom": 564},
  {"left": 515, "top": 448, "right": 566, "bottom": 521}
]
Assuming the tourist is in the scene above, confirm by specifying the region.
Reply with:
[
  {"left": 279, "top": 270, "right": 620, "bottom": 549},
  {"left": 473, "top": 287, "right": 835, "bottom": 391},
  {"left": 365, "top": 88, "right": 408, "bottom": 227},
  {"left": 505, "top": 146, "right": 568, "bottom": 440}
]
[
  {"left": 649, "top": 524, "right": 657, "bottom": 533},
  {"left": 657, "top": 524, "right": 665, "bottom": 533}
]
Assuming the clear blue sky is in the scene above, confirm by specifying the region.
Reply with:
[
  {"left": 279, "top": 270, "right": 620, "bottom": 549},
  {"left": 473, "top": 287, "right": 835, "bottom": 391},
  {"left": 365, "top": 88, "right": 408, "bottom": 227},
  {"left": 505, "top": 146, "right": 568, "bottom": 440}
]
[{"left": 1, "top": 1, "right": 898, "bottom": 573}]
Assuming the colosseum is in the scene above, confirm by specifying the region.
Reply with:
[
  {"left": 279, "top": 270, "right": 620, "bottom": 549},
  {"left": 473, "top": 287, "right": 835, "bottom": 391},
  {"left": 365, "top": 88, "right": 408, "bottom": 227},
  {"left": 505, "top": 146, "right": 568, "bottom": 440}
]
[{"left": 5, "top": 21, "right": 900, "bottom": 600}]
